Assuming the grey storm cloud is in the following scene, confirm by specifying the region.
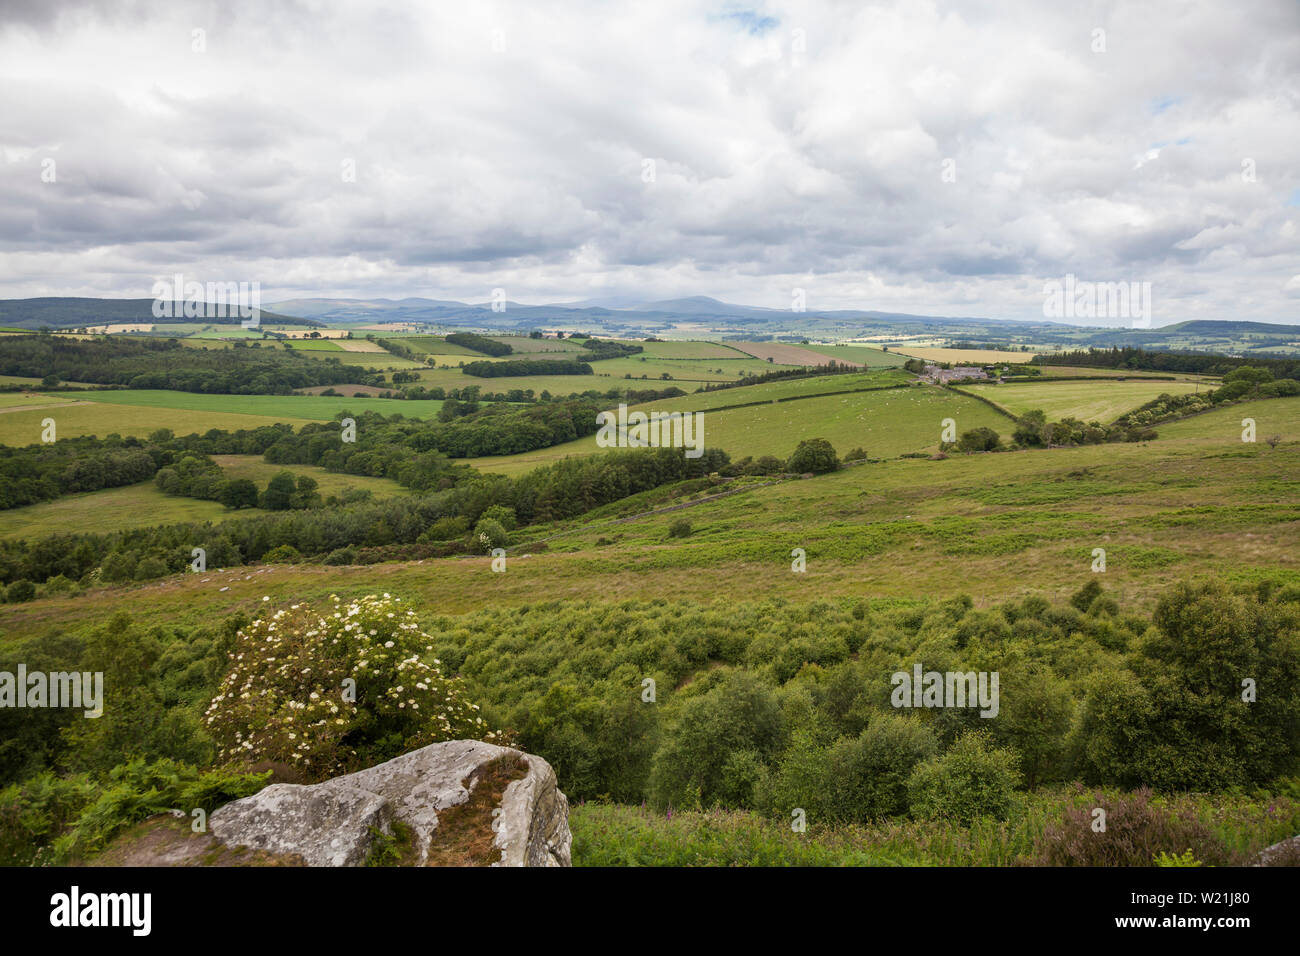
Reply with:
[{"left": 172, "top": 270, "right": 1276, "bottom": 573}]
[{"left": 0, "top": 0, "right": 1297, "bottom": 324}]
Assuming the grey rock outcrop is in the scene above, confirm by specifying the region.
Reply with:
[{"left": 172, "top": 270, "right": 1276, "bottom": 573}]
[{"left": 209, "top": 740, "right": 571, "bottom": 867}]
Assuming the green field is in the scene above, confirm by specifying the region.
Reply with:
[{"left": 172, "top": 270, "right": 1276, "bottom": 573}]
[
  {"left": 635, "top": 340, "right": 751, "bottom": 360},
  {"left": 0, "top": 375, "right": 98, "bottom": 387},
  {"left": 626, "top": 368, "right": 913, "bottom": 411},
  {"left": 4, "top": 389, "right": 1297, "bottom": 874},
  {"left": 0, "top": 455, "right": 407, "bottom": 541},
  {"left": 283, "top": 339, "right": 346, "bottom": 351},
  {"left": 139, "top": 324, "right": 265, "bottom": 339},
  {"left": 969, "top": 380, "right": 1205, "bottom": 422},
  {"left": 0, "top": 402, "right": 319, "bottom": 446},
  {"left": 589, "top": 356, "right": 802, "bottom": 382},
  {"left": 64, "top": 389, "right": 444, "bottom": 421},
  {"left": 0, "top": 393, "right": 80, "bottom": 410},
  {"left": 0, "top": 388, "right": 449, "bottom": 445},
  {"left": 405, "top": 367, "right": 619, "bottom": 396},
  {"left": 1034, "top": 365, "right": 1215, "bottom": 381},
  {"left": 467, "top": 381, "right": 1008, "bottom": 475}
]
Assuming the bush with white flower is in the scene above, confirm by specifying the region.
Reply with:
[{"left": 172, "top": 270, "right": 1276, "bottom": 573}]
[
  {"left": 204, "top": 593, "right": 496, "bottom": 779},
  {"left": 474, "top": 517, "right": 509, "bottom": 553}
]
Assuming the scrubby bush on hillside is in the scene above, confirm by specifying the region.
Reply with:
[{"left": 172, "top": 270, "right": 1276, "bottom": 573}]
[
  {"left": 514, "top": 683, "right": 657, "bottom": 804},
  {"left": 474, "top": 517, "right": 509, "bottom": 552},
  {"left": 907, "top": 731, "right": 1021, "bottom": 823},
  {"left": 204, "top": 594, "right": 497, "bottom": 779},
  {"left": 649, "top": 672, "right": 785, "bottom": 810},
  {"left": 1076, "top": 580, "right": 1300, "bottom": 791},
  {"left": 767, "top": 713, "right": 939, "bottom": 823},
  {"left": 956, "top": 427, "right": 1001, "bottom": 453},
  {"left": 4, "top": 579, "right": 35, "bottom": 603},
  {"left": 478, "top": 504, "right": 517, "bottom": 530},
  {"left": 261, "top": 544, "right": 302, "bottom": 563}
]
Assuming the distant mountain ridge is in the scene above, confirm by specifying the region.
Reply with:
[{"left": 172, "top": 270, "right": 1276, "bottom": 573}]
[{"left": 1, "top": 298, "right": 1296, "bottom": 358}]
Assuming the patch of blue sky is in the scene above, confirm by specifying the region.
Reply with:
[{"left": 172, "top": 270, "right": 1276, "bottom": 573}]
[{"left": 714, "top": 8, "right": 779, "bottom": 35}]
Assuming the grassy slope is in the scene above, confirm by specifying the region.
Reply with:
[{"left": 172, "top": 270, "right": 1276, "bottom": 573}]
[
  {"left": 972, "top": 380, "right": 1205, "bottom": 421},
  {"left": 6, "top": 395, "right": 1295, "bottom": 643},
  {"left": 1036, "top": 365, "right": 1218, "bottom": 381},
  {"left": 466, "top": 382, "right": 1009, "bottom": 475}
]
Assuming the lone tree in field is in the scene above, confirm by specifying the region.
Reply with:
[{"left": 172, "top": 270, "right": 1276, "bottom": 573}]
[{"left": 788, "top": 438, "right": 839, "bottom": 474}]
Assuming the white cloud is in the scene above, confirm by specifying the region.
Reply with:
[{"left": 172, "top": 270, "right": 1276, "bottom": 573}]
[{"left": 0, "top": 0, "right": 1296, "bottom": 325}]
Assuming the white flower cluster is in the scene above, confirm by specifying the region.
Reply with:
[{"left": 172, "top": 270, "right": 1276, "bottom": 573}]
[{"left": 204, "top": 593, "right": 494, "bottom": 776}]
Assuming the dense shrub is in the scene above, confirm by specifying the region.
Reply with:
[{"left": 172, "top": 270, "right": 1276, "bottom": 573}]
[
  {"left": 956, "top": 427, "right": 1001, "bottom": 453},
  {"left": 514, "top": 684, "right": 656, "bottom": 803},
  {"left": 650, "top": 672, "right": 785, "bottom": 810},
  {"left": 907, "top": 731, "right": 1021, "bottom": 823},
  {"left": 4, "top": 579, "right": 35, "bottom": 603},
  {"left": 204, "top": 594, "right": 497, "bottom": 779},
  {"left": 261, "top": 544, "right": 302, "bottom": 563},
  {"left": 420, "top": 516, "right": 470, "bottom": 542},
  {"left": 768, "top": 714, "right": 938, "bottom": 823},
  {"left": 473, "top": 517, "right": 509, "bottom": 552},
  {"left": 1077, "top": 581, "right": 1300, "bottom": 791},
  {"left": 787, "top": 438, "right": 839, "bottom": 474}
]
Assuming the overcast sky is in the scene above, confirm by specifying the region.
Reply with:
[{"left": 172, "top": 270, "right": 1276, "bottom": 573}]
[{"left": 1, "top": 0, "right": 1297, "bottom": 326}]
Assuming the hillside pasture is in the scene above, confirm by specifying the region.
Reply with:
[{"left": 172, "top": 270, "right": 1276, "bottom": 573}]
[
  {"left": 972, "top": 380, "right": 1204, "bottom": 422},
  {"left": 467, "top": 383, "right": 1008, "bottom": 475},
  {"left": 10, "top": 398, "right": 1298, "bottom": 643}
]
